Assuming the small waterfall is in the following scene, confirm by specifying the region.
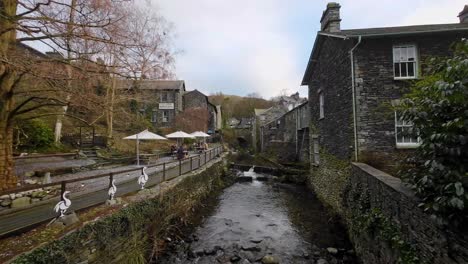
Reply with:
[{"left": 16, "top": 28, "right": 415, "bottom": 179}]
[{"left": 243, "top": 166, "right": 256, "bottom": 180}]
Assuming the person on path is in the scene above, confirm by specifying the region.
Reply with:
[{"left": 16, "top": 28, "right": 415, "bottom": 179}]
[{"left": 177, "top": 145, "right": 185, "bottom": 160}]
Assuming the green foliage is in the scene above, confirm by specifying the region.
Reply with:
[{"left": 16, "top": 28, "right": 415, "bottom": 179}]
[
  {"left": 17, "top": 119, "right": 54, "bottom": 150},
  {"left": 400, "top": 39, "right": 468, "bottom": 225},
  {"left": 12, "top": 161, "right": 231, "bottom": 264},
  {"left": 354, "top": 208, "right": 420, "bottom": 264}
]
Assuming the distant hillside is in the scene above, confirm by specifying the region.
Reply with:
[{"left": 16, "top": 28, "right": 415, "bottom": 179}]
[{"left": 209, "top": 93, "right": 275, "bottom": 123}]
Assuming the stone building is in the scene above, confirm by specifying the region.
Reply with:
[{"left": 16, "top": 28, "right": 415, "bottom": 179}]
[
  {"left": 117, "top": 80, "right": 185, "bottom": 128},
  {"left": 299, "top": 4, "right": 468, "bottom": 263},
  {"left": 183, "top": 89, "right": 219, "bottom": 134},
  {"left": 259, "top": 101, "right": 309, "bottom": 162},
  {"left": 302, "top": 2, "right": 468, "bottom": 173}
]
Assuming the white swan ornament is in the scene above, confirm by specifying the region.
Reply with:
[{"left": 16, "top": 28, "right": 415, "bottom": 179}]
[
  {"left": 137, "top": 167, "right": 148, "bottom": 189},
  {"left": 108, "top": 179, "right": 117, "bottom": 200},
  {"left": 54, "top": 191, "right": 71, "bottom": 218}
]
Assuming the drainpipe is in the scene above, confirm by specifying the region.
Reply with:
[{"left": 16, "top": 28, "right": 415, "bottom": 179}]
[{"left": 349, "top": 36, "right": 361, "bottom": 162}]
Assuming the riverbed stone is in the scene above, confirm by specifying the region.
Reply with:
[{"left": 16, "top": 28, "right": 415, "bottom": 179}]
[
  {"left": 0, "top": 194, "right": 9, "bottom": 200},
  {"left": 241, "top": 245, "right": 261, "bottom": 252},
  {"left": 11, "top": 197, "right": 31, "bottom": 208},
  {"left": 327, "top": 247, "right": 338, "bottom": 255},
  {"left": 9, "top": 193, "right": 16, "bottom": 200},
  {"left": 1, "top": 199, "right": 11, "bottom": 207},
  {"left": 261, "top": 255, "right": 279, "bottom": 264},
  {"left": 230, "top": 255, "right": 241, "bottom": 262},
  {"left": 24, "top": 171, "right": 36, "bottom": 177},
  {"left": 317, "top": 259, "right": 328, "bottom": 264}
]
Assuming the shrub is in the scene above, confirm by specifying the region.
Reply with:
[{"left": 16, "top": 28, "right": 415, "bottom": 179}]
[
  {"left": 400, "top": 39, "right": 468, "bottom": 225},
  {"left": 18, "top": 119, "right": 54, "bottom": 150}
]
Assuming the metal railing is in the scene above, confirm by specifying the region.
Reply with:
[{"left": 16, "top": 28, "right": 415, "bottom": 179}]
[{"left": 0, "top": 146, "right": 223, "bottom": 210}]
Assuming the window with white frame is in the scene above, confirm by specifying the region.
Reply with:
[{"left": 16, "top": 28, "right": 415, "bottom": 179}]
[
  {"left": 151, "top": 111, "right": 157, "bottom": 123},
  {"left": 393, "top": 45, "right": 418, "bottom": 79},
  {"left": 162, "top": 110, "right": 169, "bottom": 123},
  {"left": 395, "top": 111, "right": 420, "bottom": 147},
  {"left": 319, "top": 92, "right": 324, "bottom": 119}
]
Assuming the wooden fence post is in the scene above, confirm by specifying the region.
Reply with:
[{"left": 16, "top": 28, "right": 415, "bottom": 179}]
[
  {"left": 179, "top": 160, "right": 182, "bottom": 176},
  {"left": 60, "top": 181, "right": 66, "bottom": 202},
  {"left": 109, "top": 173, "right": 114, "bottom": 188},
  {"left": 163, "top": 163, "right": 166, "bottom": 181}
]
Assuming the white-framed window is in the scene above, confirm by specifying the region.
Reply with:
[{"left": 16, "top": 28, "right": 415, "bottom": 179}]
[
  {"left": 319, "top": 92, "right": 324, "bottom": 119},
  {"left": 312, "top": 135, "right": 320, "bottom": 165},
  {"left": 162, "top": 110, "right": 169, "bottom": 123},
  {"left": 393, "top": 45, "right": 418, "bottom": 79},
  {"left": 395, "top": 111, "right": 420, "bottom": 148},
  {"left": 151, "top": 111, "right": 157, "bottom": 123}
]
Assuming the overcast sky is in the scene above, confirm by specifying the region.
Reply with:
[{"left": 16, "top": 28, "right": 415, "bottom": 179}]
[{"left": 154, "top": 0, "right": 465, "bottom": 99}]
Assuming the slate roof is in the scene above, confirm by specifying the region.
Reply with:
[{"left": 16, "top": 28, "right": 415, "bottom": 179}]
[
  {"left": 117, "top": 79, "right": 186, "bottom": 91},
  {"left": 254, "top": 108, "right": 270, "bottom": 116},
  {"left": 302, "top": 23, "right": 468, "bottom": 85},
  {"left": 320, "top": 23, "right": 468, "bottom": 38}
]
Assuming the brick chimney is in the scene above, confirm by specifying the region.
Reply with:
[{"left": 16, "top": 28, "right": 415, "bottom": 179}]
[
  {"left": 459, "top": 5, "right": 468, "bottom": 23},
  {"left": 320, "top": 2, "right": 341, "bottom": 32}
]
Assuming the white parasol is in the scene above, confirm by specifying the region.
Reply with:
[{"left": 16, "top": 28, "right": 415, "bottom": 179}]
[
  {"left": 165, "top": 131, "right": 195, "bottom": 147},
  {"left": 124, "top": 129, "right": 166, "bottom": 166},
  {"left": 190, "top": 131, "right": 210, "bottom": 138}
]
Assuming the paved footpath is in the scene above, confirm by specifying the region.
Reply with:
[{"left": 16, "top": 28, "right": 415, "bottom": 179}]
[{"left": 0, "top": 149, "right": 218, "bottom": 237}]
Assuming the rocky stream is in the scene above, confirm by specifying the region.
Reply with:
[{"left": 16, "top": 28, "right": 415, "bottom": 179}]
[{"left": 155, "top": 169, "right": 358, "bottom": 264}]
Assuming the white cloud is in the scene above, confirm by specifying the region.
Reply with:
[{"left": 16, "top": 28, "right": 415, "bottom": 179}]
[
  {"left": 156, "top": 0, "right": 303, "bottom": 98},
  {"left": 151, "top": 0, "right": 465, "bottom": 99}
]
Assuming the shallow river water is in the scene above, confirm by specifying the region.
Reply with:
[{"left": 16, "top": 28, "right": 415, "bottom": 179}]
[{"left": 157, "top": 170, "right": 357, "bottom": 264}]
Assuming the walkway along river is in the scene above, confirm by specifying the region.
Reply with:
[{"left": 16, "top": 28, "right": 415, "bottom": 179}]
[{"left": 156, "top": 169, "right": 358, "bottom": 264}]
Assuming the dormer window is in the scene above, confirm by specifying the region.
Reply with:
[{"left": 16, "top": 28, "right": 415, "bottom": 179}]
[{"left": 393, "top": 45, "right": 418, "bottom": 79}]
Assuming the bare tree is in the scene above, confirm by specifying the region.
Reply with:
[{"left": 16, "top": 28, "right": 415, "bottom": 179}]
[
  {"left": 175, "top": 108, "right": 210, "bottom": 133},
  {"left": 0, "top": 0, "right": 124, "bottom": 190}
]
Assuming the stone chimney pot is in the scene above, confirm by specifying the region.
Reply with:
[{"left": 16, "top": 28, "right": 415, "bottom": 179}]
[
  {"left": 320, "top": 2, "right": 341, "bottom": 32},
  {"left": 459, "top": 5, "right": 468, "bottom": 23}
]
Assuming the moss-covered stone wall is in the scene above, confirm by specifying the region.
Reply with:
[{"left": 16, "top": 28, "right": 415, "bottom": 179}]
[{"left": 11, "top": 158, "right": 231, "bottom": 264}]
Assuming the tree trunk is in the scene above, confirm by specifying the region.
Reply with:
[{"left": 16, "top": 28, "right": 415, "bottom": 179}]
[
  {"left": 0, "top": 122, "right": 16, "bottom": 190},
  {"left": 106, "top": 76, "right": 116, "bottom": 139},
  {"left": 54, "top": 0, "right": 76, "bottom": 143},
  {"left": 0, "top": 0, "right": 18, "bottom": 190}
]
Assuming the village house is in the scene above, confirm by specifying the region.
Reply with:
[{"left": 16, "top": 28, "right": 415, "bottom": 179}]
[
  {"left": 117, "top": 80, "right": 185, "bottom": 128},
  {"left": 302, "top": 3, "right": 468, "bottom": 173},
  {"left": 183, "top": 89, "right": 219, "bottom": 134},
  {"left": 254, "top": 92, "right": 306, "bottom": 152},
  {"left": 259, "top": 101, "right": 310, "bottom": 162}
]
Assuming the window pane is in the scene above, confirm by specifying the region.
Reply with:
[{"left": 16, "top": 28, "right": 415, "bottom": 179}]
[
  {"left": 393, "top": 47, "right": 400, "bottom": 62},
  {"left": 400, "top": 46, "right": 408, "bottom": 61},
  {"left": 394, "top": 63, "right": 400, "bottom": 77},
  {"left": 408, "top": 62, "right": 415, "bottom": 77},
  {"left": 401, "top": 63, "right": 408, "bottom": 77},
  {"left": 407, "top": 46, "right": 416, "bottom": 61}
]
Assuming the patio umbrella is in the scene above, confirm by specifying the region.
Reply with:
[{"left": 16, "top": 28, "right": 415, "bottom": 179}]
[
  {"left": 124, "top": 129, "right": 166, "bottom": 166},
  {"left": 165, "top": 131, "right": 195, "bottom": 147},
  {"left": 190, "top": 131, "right": 210, "bottom": 143}
]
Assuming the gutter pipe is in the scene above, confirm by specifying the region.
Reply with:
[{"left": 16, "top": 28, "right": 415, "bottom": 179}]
[{"left": 349, "top": 35, "right": 361, "bottom": 162}]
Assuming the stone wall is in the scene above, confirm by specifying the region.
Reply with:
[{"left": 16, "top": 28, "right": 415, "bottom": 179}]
[
  {"left": 260, "top": 103, "right": 310, "bottom": 163},
  {"left": 142, "top": 89, "right": 182, "bottom": 128},
  {"left": 354, "top": 33, "right": 465, "bottom": 173},
  {"left": 183, "top": 90, "right": 217, "bottom": 132},
  {"left": 344, "top": 163, "right": 468, "bottom": 264},
  {"left": 308, "top": 37, "right": 355, "bottom": 161},
  {"left": 11, "top": 157, "right": 230, "bottom": 264}
]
